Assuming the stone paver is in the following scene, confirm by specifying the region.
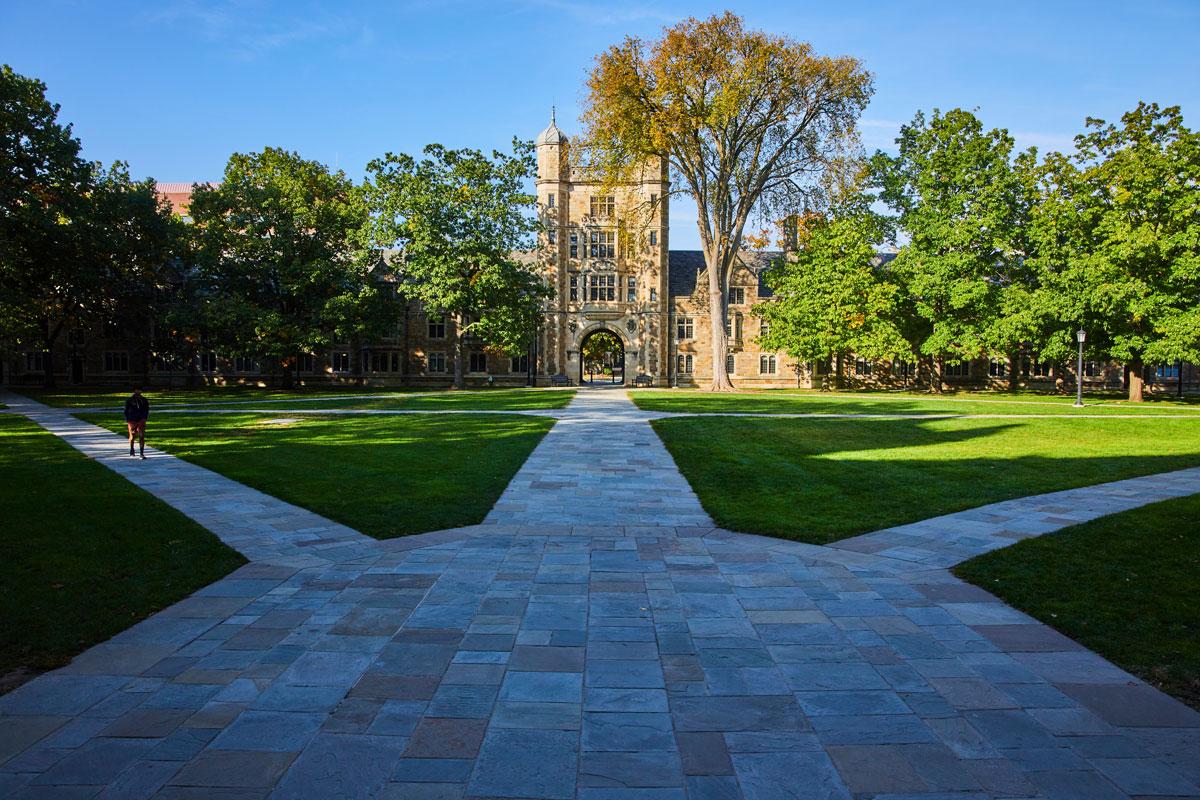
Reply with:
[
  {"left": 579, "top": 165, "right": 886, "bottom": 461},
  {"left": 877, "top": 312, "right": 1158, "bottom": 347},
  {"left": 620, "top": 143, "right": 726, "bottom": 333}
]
[{"left": 1, "top": 387, "right": 1198, "bottom": 799}]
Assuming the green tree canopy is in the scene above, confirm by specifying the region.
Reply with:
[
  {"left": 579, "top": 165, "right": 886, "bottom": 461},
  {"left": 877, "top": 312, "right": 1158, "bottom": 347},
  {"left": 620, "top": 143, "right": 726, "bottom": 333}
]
[
  {"left": 361, "top": 141, "right": 547, "bottom": 388},
  {"left": 873, "top": 108, "right": 1034, "bottom": 389},
  {"left": 757, "top": 190, "right": 910, "bottom": 383},
  {"left": 189, "top": 147, "right": 381, "bottom": 383},
  {"left": 1029, "top": 102, "right": 1200, "bottom": 401}
]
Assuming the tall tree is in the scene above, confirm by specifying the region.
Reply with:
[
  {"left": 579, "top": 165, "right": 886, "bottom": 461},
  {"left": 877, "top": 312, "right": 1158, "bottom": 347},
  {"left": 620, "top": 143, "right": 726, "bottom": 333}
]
[
  {"left": 872, "top": 109, "right": 1033, "bottom": 390},
  {"left": 0, "top": 64, "right": 94, "bottom": 383},
  {"left": 756, "top": 191, "right": 910, "bottom": 385},
  {"left": 362, "top": 141, "right": 548, "bottom": 389},
  {"left": 189, "top": 147, "right": 374, "bottom": 385},
  {"left": 1028, "top": 102, "right": 1200, "bottom": 401},
  {"left": 580, "top": 12, "right": 873, "bottom": 390}
]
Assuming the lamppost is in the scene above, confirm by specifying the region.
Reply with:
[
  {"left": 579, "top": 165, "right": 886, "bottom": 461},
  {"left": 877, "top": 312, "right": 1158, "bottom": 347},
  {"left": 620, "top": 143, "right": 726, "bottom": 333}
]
[{"left": 1074, "top": 329, "right": 1086, "bottom": 408}]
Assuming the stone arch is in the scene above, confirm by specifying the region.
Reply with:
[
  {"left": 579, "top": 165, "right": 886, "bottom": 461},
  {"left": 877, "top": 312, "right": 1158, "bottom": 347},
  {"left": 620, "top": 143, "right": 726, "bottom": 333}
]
[{"left": 577, "top": 326, "right": 626, "bottom": 385}]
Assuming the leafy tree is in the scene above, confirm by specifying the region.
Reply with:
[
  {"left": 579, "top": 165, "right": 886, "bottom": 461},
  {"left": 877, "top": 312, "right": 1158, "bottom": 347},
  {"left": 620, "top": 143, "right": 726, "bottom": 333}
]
[
  {"left": 580, "top": 12, "right": 873, "bottom": 391},
  {"left": 1028, "top": 102, "right": 1200, "bottom": 401},
  {"left": 873, "top": 109, "right": 1034, "bottom": 391},
  {"left": 0, "top": 64, "right": 94, "bottom": 383},
  {"left": 362, "top": 141, "right": 548, "bottom": 389},
  {"left": 581, "top": 331, "right": 622, "bottom": 380},
  {"left": 757, "top": 190, "right": 909, "bottom": 387},
  {"left": 189, "top": 147, "right": 379, "bottom": 385}
]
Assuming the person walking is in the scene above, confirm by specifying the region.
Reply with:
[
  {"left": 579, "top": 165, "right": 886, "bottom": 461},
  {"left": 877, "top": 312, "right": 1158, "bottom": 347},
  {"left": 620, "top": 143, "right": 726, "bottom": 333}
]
[{"left": 124, "top": 388, "right": 150, "bottom": 459}]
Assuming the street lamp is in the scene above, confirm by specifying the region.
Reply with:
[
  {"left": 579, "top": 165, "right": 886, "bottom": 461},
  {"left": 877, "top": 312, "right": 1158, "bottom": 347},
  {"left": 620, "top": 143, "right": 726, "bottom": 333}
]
[{"left": 1074, "top": 329, "right": 1086, "bottom": 407}]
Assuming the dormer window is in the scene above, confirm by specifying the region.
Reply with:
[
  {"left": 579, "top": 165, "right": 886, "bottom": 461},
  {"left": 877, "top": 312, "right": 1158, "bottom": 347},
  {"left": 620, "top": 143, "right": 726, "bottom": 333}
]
[{"left": 590, "top": 195, "right": 615, "bottom": 217}]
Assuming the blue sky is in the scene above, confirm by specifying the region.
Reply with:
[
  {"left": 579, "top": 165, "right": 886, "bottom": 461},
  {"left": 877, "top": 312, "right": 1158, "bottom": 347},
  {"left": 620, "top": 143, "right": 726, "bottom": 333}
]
[{"left": 3, "top": 0, "right": 1196, "bottom": 249}]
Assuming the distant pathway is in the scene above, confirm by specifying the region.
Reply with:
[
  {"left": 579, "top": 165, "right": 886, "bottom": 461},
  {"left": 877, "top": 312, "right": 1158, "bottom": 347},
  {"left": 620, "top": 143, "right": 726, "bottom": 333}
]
[
  {"left": 484, "top": 387, "right": 714, "bottom": 529},
  {"left": 832, "top": 466, "right": 1200, "bottom": 566},
  {"left": 0, "top": 387, "right": 1198, "bottom": 799}
]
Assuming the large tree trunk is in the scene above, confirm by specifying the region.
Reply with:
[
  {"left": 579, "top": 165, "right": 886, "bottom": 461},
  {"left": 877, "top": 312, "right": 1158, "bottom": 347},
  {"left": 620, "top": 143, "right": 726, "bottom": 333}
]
[
  {"left": 281, "top": 355, "right": 295, "bottom": 390},
  {"left": 834, "top": 353, "right": 844, "bottom": 390},
  {"left": 1007, "top": 351, "right": 1020, "bottom": 392},
  {"left": 452, "top": 313, "right": 465, "bottom": 390},
  {"left": 705, "top": 253, "right": 735, "bottom": 392},
  {"left": 41, "top": 318, "right": 63, "bottom": 389},
  {"left": 931, "top": 356, "right": 945, "bottom": 394},
  {"left": 1127, "top": 358, "right": 1145, "bottom": 402}
]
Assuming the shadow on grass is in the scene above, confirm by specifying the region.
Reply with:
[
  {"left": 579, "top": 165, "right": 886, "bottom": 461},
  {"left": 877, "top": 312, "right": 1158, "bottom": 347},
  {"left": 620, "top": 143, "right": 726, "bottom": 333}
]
[
  {"left": 79, "top": 412, "right": 554, "bottom": 538},
  {"left": 0, "top": 416, "right": 246, "bottom": 693},
  {"left": 652, "top": 415, "right": 1200, "bottom": 544}
]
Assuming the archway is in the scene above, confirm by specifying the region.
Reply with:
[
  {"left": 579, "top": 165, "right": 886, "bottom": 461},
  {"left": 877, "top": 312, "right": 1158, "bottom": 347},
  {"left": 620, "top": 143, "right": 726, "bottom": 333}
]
[{"left": 579, "top": 329, "right": 625, "bottom": 385}]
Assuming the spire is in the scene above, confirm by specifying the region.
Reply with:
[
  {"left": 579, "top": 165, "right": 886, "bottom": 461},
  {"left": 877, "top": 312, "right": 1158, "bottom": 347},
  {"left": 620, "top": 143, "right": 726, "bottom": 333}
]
[
  {"left": 536, "top": 107, "right": 567, "bottom": 146},
  {"left": 551, "top": 105, "right": 556, "bottom": 125}
]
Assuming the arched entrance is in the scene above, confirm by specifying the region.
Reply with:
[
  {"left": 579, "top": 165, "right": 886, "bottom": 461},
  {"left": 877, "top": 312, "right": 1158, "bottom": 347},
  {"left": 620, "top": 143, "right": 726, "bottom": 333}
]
[{"left": 579, "top": 329, "right": 625, "bottom": 385}]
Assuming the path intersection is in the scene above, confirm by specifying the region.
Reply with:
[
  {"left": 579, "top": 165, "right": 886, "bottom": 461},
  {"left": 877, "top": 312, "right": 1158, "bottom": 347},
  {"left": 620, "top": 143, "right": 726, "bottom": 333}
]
[{"left": 0, "top": 388, "right": 1197, "bottom": 799}]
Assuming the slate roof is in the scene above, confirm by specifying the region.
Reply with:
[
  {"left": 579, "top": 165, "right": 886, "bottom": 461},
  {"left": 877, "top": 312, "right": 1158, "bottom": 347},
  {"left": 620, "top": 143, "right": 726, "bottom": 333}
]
[{"left": 667, "top": 250, "right": 782, "bottom": 299}]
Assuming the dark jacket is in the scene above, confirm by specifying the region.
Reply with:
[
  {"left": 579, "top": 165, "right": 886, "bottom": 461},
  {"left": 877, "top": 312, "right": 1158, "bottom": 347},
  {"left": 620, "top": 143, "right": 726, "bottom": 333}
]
[{"left": 124, "top": 395, "right": 150, "bottom": 422}]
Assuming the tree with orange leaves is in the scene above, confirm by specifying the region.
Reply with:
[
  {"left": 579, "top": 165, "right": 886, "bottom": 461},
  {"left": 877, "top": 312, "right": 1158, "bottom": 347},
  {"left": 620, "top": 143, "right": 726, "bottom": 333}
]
[{"left": 580, "top": 12, "right": 873, "bottom": 390}]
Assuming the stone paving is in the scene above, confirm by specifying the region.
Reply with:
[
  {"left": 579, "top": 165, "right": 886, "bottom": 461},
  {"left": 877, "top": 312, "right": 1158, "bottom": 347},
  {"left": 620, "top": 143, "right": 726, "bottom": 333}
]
[{"left": 1, "top": 388, "right": 1198, "bottom": 799}]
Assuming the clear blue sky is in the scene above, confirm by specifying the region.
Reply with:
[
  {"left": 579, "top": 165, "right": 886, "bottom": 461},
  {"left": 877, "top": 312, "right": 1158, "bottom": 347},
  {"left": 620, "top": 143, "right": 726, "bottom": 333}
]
[{"left": 3, "top": 0, "right": 1196, "bottom": 249}]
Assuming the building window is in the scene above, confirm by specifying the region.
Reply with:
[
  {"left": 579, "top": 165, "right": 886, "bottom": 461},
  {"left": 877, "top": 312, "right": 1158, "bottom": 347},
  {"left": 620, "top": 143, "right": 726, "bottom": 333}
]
[
  {"left": 569, "top": 233, "right": 578, "bottom": 259},
  {"left": 649, "top": 230, "right": 657, "bottom": 247},
  {"left": 547, "top": 192, "right": 555, "bottom": 208},
  {"left": 548, "top": 229, "right": 557, "bottom": 245},
  {"left": 234, "top": 356, "right": 259, "bottom": 373},
  {"left": 427, "top": 352, "right": 446, "bottom": 373},
  {"left": 677, "top": 354, "right": 693, "bottom": 374},
  {"left": 511, "top": 354, "right": 530, "bottom": 374},
  {"left": 68, "top": 328, "right": 86, "bottom": 347},
  {"left": 589, "top": 231, "right": 615, "bottom": 258},
  {"left": 726, "top": 354, "right": 735, "bottom": 375},
  {"left": 759, "top": 355, "right": 777, "bottom": 375},
  {"left": 590, "top": 195, "right": 615, "bottom": 217},
  {"left": 588, "top": 273, "right": 616, "bottom": 301},
  {"left": 649, "top": 288, "right": 657, "bottom": 302},
  {"left": 893, "top": 360, "right": 916, "bottom": 378},
  {"left": 469, "top": 352, "right": 488, "bottom": 373},
  {"left": 650, "top": 193, "right": 657, "bottom": 207},
  {"left": 569, "top": 275, "right": 579, "bottom": 301},
  {"left": 370, "top": 351, "right": 401, "bottom": 372},
  {"left": 728, "top": 287, "right": 745, "bottom": 305},
  {"left": 428, "top": 315, "right": 446, "bottom": 339},
  {"left": 24, "top": 351, "right": 46, "bottom": 373},
  {"left": 724, "top": 315, "right": 742, "bottom": 341},
  {"left": 854, "top": 357, "right": 872, "bottom": 376},
  {"left": 1031, "top": 360, "right": 1051, "bottom": 377},
  {"left": 1084, "top": 361, "right": 1099, "bottom": 378},
  {"left": 626, "top": 276, "right": 637, "bottom": 302},
  {"left": 331, "top": 352, "right": 350, "bottom": 373},
  {"left": 677, "top": 317, "right": 694, "bottom": 340},
  {"left": 103, "top": 351, "right": 130, "bottom": 373},
  {"left": 988, "top": 358, "right": 1007, "bottom": 377},
  {"left": 298, "top": 353, "right": 315, "bottom": 373},
  {"left": 944, "top": 361, "right": 969, "bottom": 378},
  {"left": 198, "top": 351, "right": 218, "bottom": 372},
  {"left": 1156, "top": 363, "right": 1180, "bottom": 379}
]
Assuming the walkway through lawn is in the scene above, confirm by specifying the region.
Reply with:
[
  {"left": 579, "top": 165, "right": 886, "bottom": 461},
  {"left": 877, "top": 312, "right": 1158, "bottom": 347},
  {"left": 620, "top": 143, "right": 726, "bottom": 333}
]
[{"left": 1, "top": 387, "right": 1199, "bottom": 799}]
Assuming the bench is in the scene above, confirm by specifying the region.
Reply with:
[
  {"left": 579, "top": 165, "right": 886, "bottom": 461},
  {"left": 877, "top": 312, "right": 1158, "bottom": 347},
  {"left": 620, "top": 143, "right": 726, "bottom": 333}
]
[
  {"left": 632, "top": 375, "right": 654, "bottom": 388},
  {"left": 550, "top": 374, "right": 572, "bottom": 387}
]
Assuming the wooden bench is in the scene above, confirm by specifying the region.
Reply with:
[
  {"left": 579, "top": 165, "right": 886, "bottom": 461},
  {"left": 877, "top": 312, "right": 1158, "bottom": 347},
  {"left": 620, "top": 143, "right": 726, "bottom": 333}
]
[
  {"left": 550, "top": 374, "right": 572, "bottom": 387},
  {"left": 632, "top": 375, "right": 654, "bottom": 388}
]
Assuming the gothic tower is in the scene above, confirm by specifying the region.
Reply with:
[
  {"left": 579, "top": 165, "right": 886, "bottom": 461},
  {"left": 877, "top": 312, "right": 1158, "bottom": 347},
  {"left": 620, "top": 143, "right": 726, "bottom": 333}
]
[{"left": 535, "top": 112, "right": 671, "bottom": 385}]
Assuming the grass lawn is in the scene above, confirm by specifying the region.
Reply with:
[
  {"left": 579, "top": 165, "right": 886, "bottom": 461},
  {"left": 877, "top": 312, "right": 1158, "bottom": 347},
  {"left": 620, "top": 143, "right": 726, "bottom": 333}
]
[
  {"left": 652, "top": 415, "right": 1200, "bottom": 543},
  {"left": 0, "top": 415, "right": 246, "bottom": 692},
  {"left": 177, "top": 388, "right": 576, "bottom": 412},
  {"left": 632, "top": 388, "right": 1200, "bottom": 416},
  {"left": 955, "top": 494, "right": 1200, "bottom": 710},
  {"left": 23, "top": 386, "right": 575, "bottom": 412},
  {"left": 81, "top": 412, "right": 553, "bottom": 538}
]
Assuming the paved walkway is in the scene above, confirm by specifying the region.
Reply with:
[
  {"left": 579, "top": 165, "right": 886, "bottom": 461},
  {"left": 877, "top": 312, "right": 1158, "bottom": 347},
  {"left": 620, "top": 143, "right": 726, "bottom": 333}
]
[{"left": 0, "top": 388, "right": 1198, "bottom": 799}]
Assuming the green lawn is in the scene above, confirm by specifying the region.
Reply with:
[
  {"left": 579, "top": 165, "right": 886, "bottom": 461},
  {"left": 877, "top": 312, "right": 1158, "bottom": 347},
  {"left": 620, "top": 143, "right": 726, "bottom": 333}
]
[
  {"left": 955, "top": 494, "right": 1200, "bottom": 710},
  {"left": 81, "top": 412, "right": 553, "bottom": 538},
  {"left": 652, "top": 415, "right": 1200, "bottom": 543},
  {"left": 632, "top": 388, "right": 1200, "bottom": 416},
  {"left": 24, "top": 386, "right": 574, "bottom": 412},
  {"left": 177, "top": 388, "right": 576, "bottom": 412},
  {"left": 0, "top": 415, "right": 245, "bottom": 692}
]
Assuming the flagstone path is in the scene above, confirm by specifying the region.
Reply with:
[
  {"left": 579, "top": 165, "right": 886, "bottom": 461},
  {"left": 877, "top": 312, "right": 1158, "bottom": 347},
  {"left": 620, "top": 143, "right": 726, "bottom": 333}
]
[{"left": 1, "top": 388, "right": 1198, "bottom": 799}]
